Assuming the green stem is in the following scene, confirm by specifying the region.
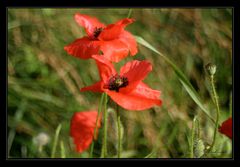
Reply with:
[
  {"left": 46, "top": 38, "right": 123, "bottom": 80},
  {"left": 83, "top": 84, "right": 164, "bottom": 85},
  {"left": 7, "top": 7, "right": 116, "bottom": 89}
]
[
  {"left": 51, "top": 124, "right": 62, "bottom": 158},
  {"left": 101, "top": 93, "right": 108, "bottom": 158},
  {"left": 60, "top": 140, "right": 66, "bottom": 158},
  {"left": 89, "top": 93, "right": 105, "bottom": 158},
  {"left": 208, "top": 76, "right": 220, "bottom": 153},
  {"left": 116, "top": 105, "right": 122, "bottom": 158},
  {"left": 127, "top": 8, "right": 133, "bottom": 18}
]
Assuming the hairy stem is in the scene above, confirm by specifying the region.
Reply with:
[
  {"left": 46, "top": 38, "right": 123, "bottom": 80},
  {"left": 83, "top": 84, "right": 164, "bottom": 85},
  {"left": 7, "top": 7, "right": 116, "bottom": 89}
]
[
  {"left": 116, "top": 105, "right": 122, "bottom": 158},
  {"left": 208, "top": 76, "right": 220, "bottom": 153},
  {"left": 101, "top": 93, "right": 108, "bottom": 158}
]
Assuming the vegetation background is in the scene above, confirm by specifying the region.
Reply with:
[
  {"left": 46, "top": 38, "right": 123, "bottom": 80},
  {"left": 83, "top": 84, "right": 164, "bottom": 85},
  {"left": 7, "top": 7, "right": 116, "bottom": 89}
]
[{"left": 8, "top": 8, "right": 232, "bottom": 158}]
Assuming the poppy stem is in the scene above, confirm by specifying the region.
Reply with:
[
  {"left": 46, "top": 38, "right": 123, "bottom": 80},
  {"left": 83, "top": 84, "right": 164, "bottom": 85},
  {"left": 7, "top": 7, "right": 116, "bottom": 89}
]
[
  {"left": 101, "top": 93, "right": 108, "bottom": 158},
  {"left": 116, "top": 105, "right": 122, "bottom": 158},
  {"left": 208, "top": 75, "right": 220, "bottom": 154},
  {"left": 89, "top": 93, "right": 105, "bottom": 158}
]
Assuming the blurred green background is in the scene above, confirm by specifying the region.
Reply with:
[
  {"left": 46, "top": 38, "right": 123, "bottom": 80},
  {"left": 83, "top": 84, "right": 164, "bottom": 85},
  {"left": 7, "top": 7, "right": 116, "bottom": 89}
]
[{"left": 8, "top": 8, "right": 232, "bottom": 158}]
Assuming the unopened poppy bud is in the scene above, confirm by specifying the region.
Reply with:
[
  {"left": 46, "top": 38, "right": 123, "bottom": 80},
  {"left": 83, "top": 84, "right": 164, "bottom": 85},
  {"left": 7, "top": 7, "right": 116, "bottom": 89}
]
[{"left": 205, "top": 63, "right": 216, "bottom": 76}]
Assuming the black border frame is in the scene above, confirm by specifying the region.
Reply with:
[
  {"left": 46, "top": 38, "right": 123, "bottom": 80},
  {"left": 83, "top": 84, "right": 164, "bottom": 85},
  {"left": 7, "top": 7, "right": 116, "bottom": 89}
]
[{"left": 2, "top": 0, "right": 240, "bottom": 164}]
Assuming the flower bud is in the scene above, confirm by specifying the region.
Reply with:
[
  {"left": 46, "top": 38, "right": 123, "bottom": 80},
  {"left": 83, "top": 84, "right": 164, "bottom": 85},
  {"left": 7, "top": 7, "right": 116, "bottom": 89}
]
[{"left": 205, "top": 63, "right": 216, "bottom": 76}]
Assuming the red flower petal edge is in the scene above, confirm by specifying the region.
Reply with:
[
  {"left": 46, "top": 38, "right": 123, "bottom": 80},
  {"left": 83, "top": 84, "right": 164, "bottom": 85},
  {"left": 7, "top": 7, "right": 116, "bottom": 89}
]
[
  {"left": 74, "top": 13, "right": 106, "bottom": 38},
  {"left": 218, "top": 117, "right": 232, "bottom": 139},
  {"left": 70, "top": 111, "right": 101, "bottom": 153}
]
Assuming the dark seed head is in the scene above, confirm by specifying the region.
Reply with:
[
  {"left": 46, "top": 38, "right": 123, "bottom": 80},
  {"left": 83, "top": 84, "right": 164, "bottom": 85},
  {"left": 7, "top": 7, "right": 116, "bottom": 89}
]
[
  {"left": 93, "top": 27, "right": 103, "bottom": 39},
  {"left": 106, "top": 75, "right": 129, "bottom": 92}
]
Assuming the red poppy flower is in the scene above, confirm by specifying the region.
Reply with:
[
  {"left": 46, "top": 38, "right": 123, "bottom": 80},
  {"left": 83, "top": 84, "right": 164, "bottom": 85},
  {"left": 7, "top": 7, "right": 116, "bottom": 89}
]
[
  {"left": 218, "top": 117, "right": 232, "bottom": 139},
  {"left": 70, "top": 111, "right": 101, "bottom": 153},
  {"left": 64, "top": 13, "right": 138, "bottom": 62},
  {"left": 80, "top": 55, "right": 162, "bottom": 111}
]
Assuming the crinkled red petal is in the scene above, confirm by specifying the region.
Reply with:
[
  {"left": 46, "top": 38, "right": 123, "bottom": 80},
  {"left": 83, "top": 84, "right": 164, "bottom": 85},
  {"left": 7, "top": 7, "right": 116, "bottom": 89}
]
[
  {"left": 118, "top": 30, "right": 138, "bottom": 56},
  {"left": 98, "top": 18, "right": 135, "bottom": 41},
  {"left": 80, "top": 81, "right": 104, "bottom": 93},
  {"left": 70, "top": 111, "right": 101, "bottom": 153},
  {"left": 92, "top": 55, "right": 117, "bottom": 82},
  {"left": 74, "top": 13, "right": 105, "bottom": 37},
  {"left": 64, "top": 37, "right": 101, "bottom": 59},
  {"left": 99, "top": 40, "right": 129, "bottom": 63},
  {"left": 119, "top": 60, "right": 152, "bottom": 93},
  {"left": 106, "top": 82, "right": 162, "bottom": 111}
]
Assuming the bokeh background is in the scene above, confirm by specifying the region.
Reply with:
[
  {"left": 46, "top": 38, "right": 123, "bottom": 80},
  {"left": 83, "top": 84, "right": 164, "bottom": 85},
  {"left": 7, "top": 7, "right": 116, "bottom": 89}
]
[{"left": 8, "top": 8, "right": 232, "bottom": 158}]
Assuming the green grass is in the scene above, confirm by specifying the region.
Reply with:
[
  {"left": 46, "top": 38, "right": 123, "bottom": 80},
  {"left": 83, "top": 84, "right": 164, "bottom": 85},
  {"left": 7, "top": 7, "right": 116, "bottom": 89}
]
[{"left": 8, "top": 8, "right": 232, "bottom": 158}]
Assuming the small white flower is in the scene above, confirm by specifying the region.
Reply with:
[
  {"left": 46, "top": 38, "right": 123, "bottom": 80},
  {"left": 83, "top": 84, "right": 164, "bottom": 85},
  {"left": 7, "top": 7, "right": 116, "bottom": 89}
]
[{"left": 33, "top": 132, "right": 50, "bottom": 147}]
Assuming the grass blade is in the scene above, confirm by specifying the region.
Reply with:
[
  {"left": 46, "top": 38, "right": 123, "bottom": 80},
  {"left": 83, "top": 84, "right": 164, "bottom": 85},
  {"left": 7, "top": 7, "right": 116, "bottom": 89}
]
[
  {"left": 60, "top": 140, "right": 66, "bottom": 158},
  {"left": 145, "top": 150, "right": 157, "bottom": 158},
  {"left": 135, "top": 35, "right": 215, "bottom": 124},
  {"left": 8, "top": 100, "right": 27, "bottom": 157},
  {"left": 51, "top": 124, "right": 62, "bottom": 158}
]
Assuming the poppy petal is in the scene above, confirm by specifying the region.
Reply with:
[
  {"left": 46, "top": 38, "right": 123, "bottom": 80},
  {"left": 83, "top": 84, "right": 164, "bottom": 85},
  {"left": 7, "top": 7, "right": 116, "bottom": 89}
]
[
  {"left": 219, "top": 117, "right": 232, "bottom": 139},
  {"left": 118, "top": 30, "right": 138, "bottom": 56},
  {"left": 73, "top": 131, "right": 94, "bottom": 153},
  {"left": 92, "top": 55, "right": 117, "bottom": 82},
  {"left": 74, "top": 13, "right": 106, "bottom": 37},
  {"left": 119, "top": 60, "right": 152, "bottom": 92},
  {"left": 98, "top": 18, "right": 135, "bottom": 41},
  {"left": 115, "top": 18, "right": 135, "bottom": 27},
  {"left": 64, "top": 37, "right": 101, "bottom": 59},
  {"left": 106, "top": 82, "right": 162, "bottom": 111},
  {"left": 80, "top": 81, "right": 103, "bottom": 93},
  {"left": 70, "top": 111, "right": 101, "bottom": 153},
  {"left": 100, "top": 40, "right": 129, "bottom": 62}
]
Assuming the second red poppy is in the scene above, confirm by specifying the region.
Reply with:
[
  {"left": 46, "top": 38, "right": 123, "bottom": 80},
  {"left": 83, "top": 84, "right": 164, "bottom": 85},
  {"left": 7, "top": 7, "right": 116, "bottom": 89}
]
[{"left": 81, "top": 55, "right": 162, "bottom": 111}]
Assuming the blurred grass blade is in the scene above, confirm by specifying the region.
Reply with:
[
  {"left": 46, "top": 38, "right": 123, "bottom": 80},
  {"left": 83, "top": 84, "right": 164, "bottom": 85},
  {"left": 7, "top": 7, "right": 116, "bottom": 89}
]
[
  {"left": 194, "top": 139, "right": 205, "bottom": 158},
  {"left": 8, "top": 100, "right": 27, "bottom": 157},
  {"left": 51, "top": 124, "right": 62, "bottom": 158},
  {"left": 145, "top": 150, "right": 157, "bottom": 158},
  {"left": 116, "top": 108, "right": 124, "bottom": 158},
  {"left": 135, "top": 35, "right": 215, "bottom": 124},
  {"left": 127, "top": 9, "right": 133, "bottom": 18},
  {"left": 60, "top": 140, "right": 66, "bottom": 158},
  {"left": 111, "top": 150, "right": 137, "bottom": 158},
  {"left": 179, "top": 80, "right": 215, "bottom": 123},
  {"left": 190, "top": 117, "right": 197, "bottom": 158},
  {"left": 9, "top": 79, "right": 65, "bottom": 108}
]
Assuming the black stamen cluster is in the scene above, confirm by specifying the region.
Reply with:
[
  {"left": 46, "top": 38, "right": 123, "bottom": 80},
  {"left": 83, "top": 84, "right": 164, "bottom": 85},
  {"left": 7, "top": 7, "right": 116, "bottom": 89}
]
[
  {"left": 93, "top": 27, "right": 103, "bottom": 38},
  {"left": 107, "top": 75, "right": 128, "bottom": 92}
]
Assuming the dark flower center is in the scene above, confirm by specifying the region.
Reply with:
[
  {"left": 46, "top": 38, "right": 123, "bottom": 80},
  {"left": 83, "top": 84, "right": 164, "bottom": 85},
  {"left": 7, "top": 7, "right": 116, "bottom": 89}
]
[
  {"left": 105, "top": 75, "right": 129, "bottom": 92},
  {"left": 93, "top": 27, "right": 103, "bottom": 39}
]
